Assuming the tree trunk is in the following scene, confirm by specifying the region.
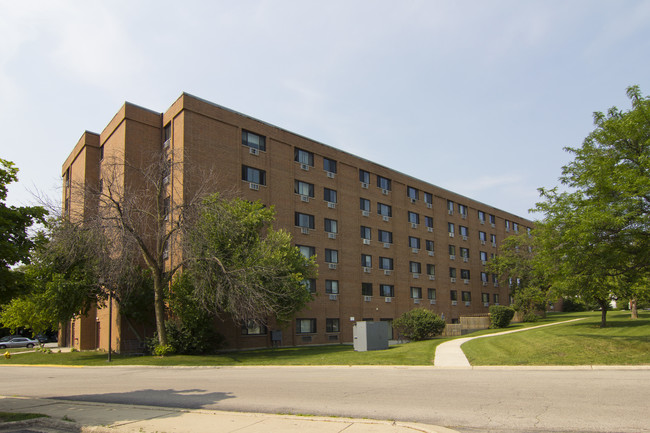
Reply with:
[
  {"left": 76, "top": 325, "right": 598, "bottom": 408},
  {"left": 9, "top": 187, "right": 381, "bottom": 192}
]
[
  {"left": 598, "top": 299, "right": 608, "bottom": 328},
  {"left": 630, "top": 298, "right": 638, "bottom": 320},
  {"left": 152, "top": 271, "right": 168, "bottom": 346}
]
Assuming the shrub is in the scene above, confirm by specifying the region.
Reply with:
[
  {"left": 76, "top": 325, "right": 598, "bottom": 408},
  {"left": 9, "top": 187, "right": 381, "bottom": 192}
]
[
  {"left": 489, "top": 305, "right": 515, "bottom": 328},
  {"left": 392, "top": 308, "right": 445, "bottom": 341},
  {"left": 153, "top": 344, "right": 175, "bottom": 357},
  {"left": 522, "top": 312, "right": 539, "bottom": 322}
]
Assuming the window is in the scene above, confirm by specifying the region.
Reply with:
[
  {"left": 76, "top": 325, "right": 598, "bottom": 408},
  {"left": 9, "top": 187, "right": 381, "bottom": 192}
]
[
  {"left": 478, "top": 210, "right": 486, "bottom": 222},
  {"left": 325, "top": 249, "right": 338, "bottom": 263},
  {"left": 482, "top": 293, "right": 490, "bottom": 303},
  {"left": 360, "top": 198, "right": 371, "bottom": 212},
  {"left": 424, "top": 216, "right": 433, "bottom": 229},
  {"left": 447, "top": 200, "right": 454, "bottom": 213},
  {"left": 459, "top": 226, "right": 469, "bottom": 237},
  {"left": 505, "top": 220, "right": 511, "bottom": 231},
  {"left": 324, "top": 188, "right": 337, "bottom": 203},
  {"left": 361, "top": 254, "right": 372, "bottom": 268},
  {"left": 241, "top": 320, "right": 267, "bottom": 335},
  {"left": 296, "top": 318, "right": 316, "bottom": 334},
  {"left": 480, "top": 251, "right": 488, "bottom": 262},
  {"left": 408, "top": 211, "right": 419, "bottom": 224},
  {"left": 362, "top": 282, "right": 373, "bottom": 296},
  {"left": 323, "top": 157, "right": 337, "bottom": 174},
  {"left": 377, "top": 175, "right": 391, "bottom": 191},
  {"left": 425, "top": 240, "right": 434, "bottom": 253},
  {"left": 378, "top": 230, "right": 393, "bottom": 243},
  {"left": 527, "top": 227, "right": 532, "bottom": 237},
  {"left": 449, "top": 267, "right": 457, "bottom": 278},
  {"left": 450, "top": 290, "right": 458, "bottom": 301},
  {"left": 99, "top": 144, "right": 105, "bottom": 160},
  {"left": 379, "top": 257, "right": 393, "bottom": 270},
  {"left": 242, "top": 130, "right": 266, "bottom": 151},
  {"left": 326, "top": 318, "right": 340, "bottom": 332},
  {"left": 377, "top": 202, "right": 392, "bottom": 217},
  {"left": 380, "top": 284, "right": 394, "bottom": 297},
  {"left": 492, "top": 273, "right": 499, "bottom": 284},
  {"left": 325, "top": 219, "right": 338, "bottom": 234},
  {"left": 326, "top": 280, "right": 339, "bottom": 294},
  {"left": 479, "top": 231, "right": 487, "bottom": 242},
  {"left": 409, "top": 236, "right": 420, "bottom": 249},
  {"left": 424, "top": 192, "right": 433, "bottom": 205},
  {"left": 295, "top": 180, "right": 314, "bottom": 197},
  {"left": 461, "top": 269, "right": 470, "bottom": 280},
  {"left": 163, "top": 122, "right": 172, "bottom": 141},
  {"left": 407, "top": 186, "right": 419, "bottom": 200},
  {"left": 410, "top": 261, "right": 421, "bottom": 274},
  {"left": 294, "top": 148, "right": 314, "bottom": 166},
  {"left": 428, "top": 288, "right": 436, "bottom": 300},
  {"left": 448, "top": 222, "right": 455, "bottom": 235},
  {"left": 359, "top": 169, "right": 370, "bottom": 184},
  {"left": 298, "top": 245, "right": 315, "bottom": 259},
  {"left": 462, "top": 291, "right": 471, "bottom": 302},
  {"left": 427, "top": 264, "right": 435, "bottom": 276},
  {"left": 162, "top": 196, "right": 170, "bottom": 219},
  {"left": 481, "top": 272, "right": 488, "bottom": 283},
  {"left": 411, "top": 287, "right": 422, "bottom": 299},
  {"left": 242, "top": 166, "right": 266, "bottom": 185},
  {"left": 303, "top": 279, "right": 316, "bottom": 293},
  {"left": 460, "top": 247, "right": 469, "bottom": 259},
  {"left": 493, "top": 293, "right": 500, "bottom": 304},
  {"left": 295, "top": 212, "right": 315, "bottom": 229},
  {"left": 449, "top": 245, "right": 456, "bottom": 256},
  {"left": 459, "top": 204, "right": 468, "bottom": 216},
  {"left": 360, "top": 226, "right": 371, "bottom": 240},
  {"left": 513, "top": 222, "right": 519, "bottom": 232},
  {"left": 491, "top": 234, "right": 497, "bottom": 245}
]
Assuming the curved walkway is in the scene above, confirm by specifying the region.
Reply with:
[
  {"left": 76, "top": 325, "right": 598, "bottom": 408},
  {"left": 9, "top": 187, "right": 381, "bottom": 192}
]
[{"left": 433, "top": 318, "right": 585, "bottom": 368}]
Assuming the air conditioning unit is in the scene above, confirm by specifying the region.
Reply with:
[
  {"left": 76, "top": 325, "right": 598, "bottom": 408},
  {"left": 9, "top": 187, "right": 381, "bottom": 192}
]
[
  {"left": 428, "top": 251, "right": 434, "bottom": 256},
  {"left": 462, "top": 236, "right": 468, "bottom": 241},
  {"left": 463, "top": 257, "right": 468, "bottom": 263},
  {"left": 384, "top": 270, "right": 392, "bottom": 276},
  {"left": 363, "top": 267, "right": 371, "bottom": 273},
  {"left": 465, "top": 301, "right": 471, "bottom": 306},
  {"left": 482, "top": 281, "right": 488, "bottom": 286},
  {"left": 412, "top": 248, "right": 419, "bottom": 253},
  {"left": 249, "top": 183, "right": 260, "bottom": 191},
  {"left": 449, "top": 232, "right": 454, "bottom": 238},
  {"left": 495, "top": 302, "right": 500, "bottom": 306},
  {"left": 249, "top": 147, "right": 259, "bottom": 155},
  {"left": 492, "top": 243, "right": 497, "bottom": 248},
  {"left": 328, "top": 233, "right": 336, "bottom": 239},
  {"left": 382, "top": 189, "right": 389, "bottom": 195},
  {"left": 429, "top": 299, "right": 436, "bottom": 305},
  {"left": 427, "top": 203, "right": 432, "bottom": 209},
  {"left": 364, "top": 296, "right": 372, "bottom": 302},
  {"left": 481, "top": 240, "right": 486, "bottom": 245},
  {"left": 484, "top": 302, "right": 490, "bottom": 307},
  {"left": 427, "top": 227, "right": 433, "bottom": 232},
  {"left": 450, "top": 277, "right": 456, "bottom": 283},
  {"left": 326, "top": 171, "right": 335, "bottom": 179},
  {"left": 482, "top": 261, "right": 487, "bottom": 265},
  {"left": 300, "top": 227, "right": 309, "bottom": 235},
  {"left": 361, "top": 182, "right": 369, "bottom": 189},
  {"left": 300, "top": 195, "right": 309, "bottom": 202},
  {"left": 494, "top": 283, "right": 500, "bottom": 288},
  {"left": 428, "top": 275, "right": 435, "bottom": 280},
  {"left": 162, "top": 250, "right": 169, "bottom": 260},
  {"left": 361, "top": 210, "right": 369, "bottom": 217},
  {"left": 300, "top": 163, "right": 309, "bottom": 171},
  {"left": 451, "top": 300, "right": 457, "bottom": 306},
  {"left": 329, "top": 294, "right": 338, "bottom": 301},
  {"left": 327, "top": 202, "right": 336, "bottom": 209},
  {"left": 385, "top": 297, "right": 392, "bottom": 303},
  {"left": 363, "top": 239, "right": 370, "bottom": 245},
  {"left": 382, "top": 216, "right": 390, "bottom": 222},
  {"left": 410, "top": 198, "right": 416, "bottom": 204},
  {"left": 480, "top": 220, "right": 485, "bottom": 225},
  {"left": 464, "top": 279, "right": 470, "bottom": 285},
  {"left": 163, "top": 138, "right": 171, "bottom": 149},
  {"left": 383, "top": 242, "right": 390, "bottom": 248},
  {"left": 413, "top": 298, "right": 420, "bottom": 304},
  {"left": 491, "top": 223, "right": 496, "bottom": 228},
  {"left": 411, "top": 223, "right": 418, "bottom": 229},
  {"left": 449, "top": 255, "right": 456, "bottom": 260},
  {"left": 163, "top": 175, "right": 170, "bottom": 185},
  {"left": 461, "top": 214, "right": 467, "bottom": 219},
  {"left": 448, "top": 210, "right": 453, "bottom": 215},
  {"left": 506, "top": 228, "right": 510, "bottom": 232},
  {"left": 412, "top": 273, "right": 419, "bottom": 279},
  {"left": 328, "top": 263, "right": 337, "bottom": 270}
]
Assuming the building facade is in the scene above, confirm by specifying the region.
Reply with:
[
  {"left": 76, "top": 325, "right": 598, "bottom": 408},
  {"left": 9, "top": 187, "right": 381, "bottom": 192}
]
[{"left": 62, "top": 93, "right": 533, "bottom": 351}]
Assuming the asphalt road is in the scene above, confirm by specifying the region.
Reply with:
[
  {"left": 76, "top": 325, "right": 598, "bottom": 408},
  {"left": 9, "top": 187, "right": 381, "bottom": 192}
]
[{"left": 3, "top": 365, "right": 649, "bottom": 433}]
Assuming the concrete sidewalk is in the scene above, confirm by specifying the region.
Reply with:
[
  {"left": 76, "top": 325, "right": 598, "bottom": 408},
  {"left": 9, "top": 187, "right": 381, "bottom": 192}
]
[
  {"left": 0, "top": 396, "right": 460, "bottom": 433},
  {"left": 433, "top": 318, "right": 586, "bottom": 368}
]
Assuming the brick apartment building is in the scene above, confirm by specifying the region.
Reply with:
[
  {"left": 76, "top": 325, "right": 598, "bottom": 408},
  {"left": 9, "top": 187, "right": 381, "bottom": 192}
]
[{"left": 61, "top": 93, "right": 533, "bottom": 352}]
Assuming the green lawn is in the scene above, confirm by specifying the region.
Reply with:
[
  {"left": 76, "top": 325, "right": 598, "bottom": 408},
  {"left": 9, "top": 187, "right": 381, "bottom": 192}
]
[
  {"left": 463, "top": 310, "right": 650, "bottom": 365},
  {"left": 1, "top": 311, "right": 646, "bottom": 366},
  {"left": 0, "top": 411, "right": 47, "bottom": 422}
]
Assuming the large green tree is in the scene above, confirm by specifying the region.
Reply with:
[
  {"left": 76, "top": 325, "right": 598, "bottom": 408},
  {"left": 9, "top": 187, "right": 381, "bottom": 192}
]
[
  {"left": 0, "top": 159, "right": 46, "bottom": 302},
  {"left": 534, "top": 86, "right": 650, "bottom": 327}
]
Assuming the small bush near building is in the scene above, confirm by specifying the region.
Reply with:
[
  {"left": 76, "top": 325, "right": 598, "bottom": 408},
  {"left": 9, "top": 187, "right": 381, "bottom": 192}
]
[
  {"left": 522, "top": 312, "right": 539, "bottom": 322},
  {"left": 393, "top": 308, "right": 445, "bottom": 341},
  {"left": 489, "top": 305, "right": 515, "bottom": 328}
]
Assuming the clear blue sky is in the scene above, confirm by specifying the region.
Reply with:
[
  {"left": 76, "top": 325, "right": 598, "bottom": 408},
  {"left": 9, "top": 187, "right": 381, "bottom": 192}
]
[{"left": 2, "top": 0, "right": 649, "bottom": 218}]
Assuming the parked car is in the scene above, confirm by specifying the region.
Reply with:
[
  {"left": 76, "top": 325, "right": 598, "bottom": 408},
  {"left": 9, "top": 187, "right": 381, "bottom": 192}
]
[
  {"left": 0, "top": 335, "right": 21, "bottom": 343},
  {"left": 0, "top": 337, "right": 39, "bottom": 349}
]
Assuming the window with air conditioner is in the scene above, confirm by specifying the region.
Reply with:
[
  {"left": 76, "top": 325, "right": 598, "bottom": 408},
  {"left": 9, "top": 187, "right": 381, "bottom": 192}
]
[
  {"left": 324, "top": 218, "right": 338, "bottom": 235},
  {"left": 294, "top": 148, "right": 314, "bottom": 167},
  {"left": 241, "top": 320, "right": 267, "bottom": 335},
  {"left": 425, "top": 240, "right": 434, "bottom": 254},
  {"left": 408, "top": 211, "right": 419, "bottom": 225},
  {"left": 325, "top": 280, "right": 339, "bottom": 294},
  {"left": 428, "top": 288, "right": 436, "bottom": 301},
  {"left": 379, "top": 284, "right": 394, "bottom": 297},
  {"left": 424, "top": 192, "right": 433, "bottom": 206},
  {"left": 297, "top": 245, "right": 315, "bottom": 259},
  {"left": 242, "top": 130, "right": 266, "bottom": 151},
  {"left": 324, "top": 188, "right": 337, "bottom": 204},
  {"left": 427, "top": 264, "right": 435, "bottom": 278},
  {"left": 360, "top": 197, "right": 371, "bottom": 213},
  {"left": 323, "top": 157, "right": 337, "bottom": 174},
  {"left": 460, "top": 269, "right": 470, "bottom": 280},
  {"left": 294, "top": 180, "right": 314, "bottom": 198},
  {"left": 378, "top": 230, "right": 393, "bottom": 244},
  {"left": 377, "top": 175, "right": 391, "bottom": 191},
  {"left": 326, "top": 318, "right": 340, "bottom": 333},
  {"left": 362, "top": 282, "right": 373, "bottom": 296},
  {"left": 410, "top": 287, "right": 422, "bottom": 299},
  {"left": 410, "top": 261, "right": 421, "bottom": 274},
  {"left": 241, "top": 165, "right": 266, "bottom": 186},
  {"left": 296, "top": 318, "right": 316, "bottom": 334},
  {"left": 302, "top": 279, "right": 316, "bottom": 293},
  {"left": 448, "top": 222, "right": 455, "bottom": 237},
  {"left": 447, "top": 200, "right": 454, "bottom": 214},
  {"left": 359, "top": 169, "right": 370, "bottom": 185},
  {"left": 377, "top": 202, "right": 392, "bottom": 218},
  {"left": 450, "top": 290, "right": 458, "bottom": 301},
  {"left": 360, "top": 225, "right": 371, "bottom": 241},
  {"left": 295, "top": 212, "right": 315, "bottom": 230},
  {"left": 379, "top": 257, "right": 393, "bottom": 271},
  {"left": 409, "top": 236, "right": 420, "bottom": 250},
  {"left": 407, "top": 186, "right": 419, "bottom": 201}
]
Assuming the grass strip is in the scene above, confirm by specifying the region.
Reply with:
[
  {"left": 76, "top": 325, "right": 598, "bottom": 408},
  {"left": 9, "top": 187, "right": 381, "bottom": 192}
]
[{"left": 0, "top": 411, "right": 48, "bottom": 422}]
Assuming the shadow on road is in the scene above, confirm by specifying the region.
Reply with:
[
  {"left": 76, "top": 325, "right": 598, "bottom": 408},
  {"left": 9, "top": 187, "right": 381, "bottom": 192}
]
[{"left": 53, "top": 388, "right": 234, "bottom": 409}]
